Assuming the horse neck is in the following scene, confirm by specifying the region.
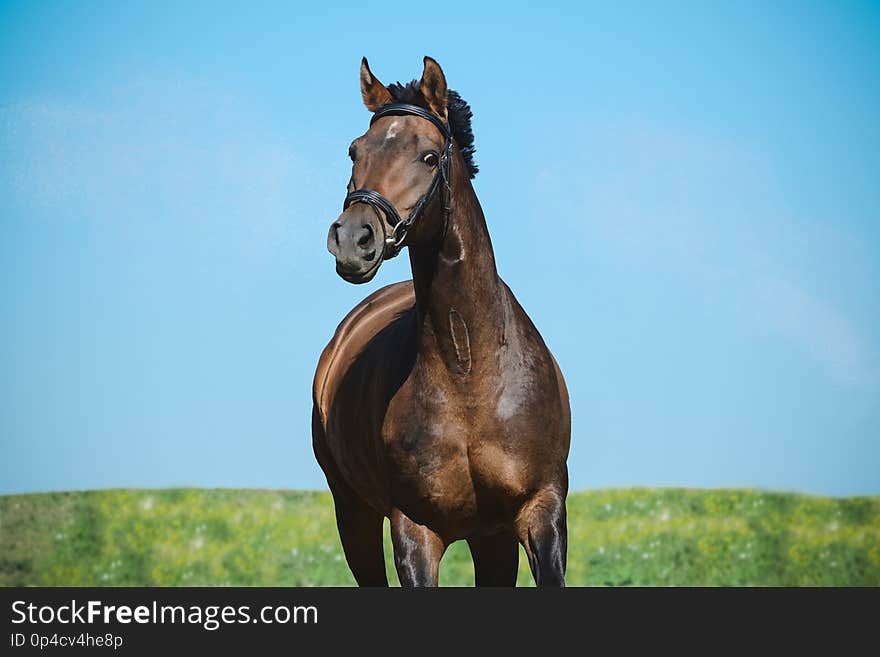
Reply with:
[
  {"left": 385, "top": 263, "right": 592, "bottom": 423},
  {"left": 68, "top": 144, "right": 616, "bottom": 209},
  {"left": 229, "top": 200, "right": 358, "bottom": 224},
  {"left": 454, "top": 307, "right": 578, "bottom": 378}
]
[{"left": 407, "top": 153, "right": 504, "bottom": 376}]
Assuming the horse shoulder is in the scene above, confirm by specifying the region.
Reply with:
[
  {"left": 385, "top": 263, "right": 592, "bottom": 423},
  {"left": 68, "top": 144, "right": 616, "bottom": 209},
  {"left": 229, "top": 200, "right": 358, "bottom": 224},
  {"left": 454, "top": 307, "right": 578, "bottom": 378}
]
[{"left": 495, "top": 280, "right": 570, "bottom": 436}]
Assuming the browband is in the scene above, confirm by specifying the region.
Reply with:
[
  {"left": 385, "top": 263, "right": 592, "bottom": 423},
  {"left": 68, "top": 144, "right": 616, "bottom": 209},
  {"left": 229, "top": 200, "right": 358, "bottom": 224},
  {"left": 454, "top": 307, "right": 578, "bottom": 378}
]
[{"left": 370, "top": 103, "right": 451, "bottom": 141}]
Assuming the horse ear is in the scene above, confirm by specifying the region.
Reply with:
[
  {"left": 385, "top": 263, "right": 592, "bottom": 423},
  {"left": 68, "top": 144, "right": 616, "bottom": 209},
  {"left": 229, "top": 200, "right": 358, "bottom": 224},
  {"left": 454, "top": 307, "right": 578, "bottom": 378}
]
[
  {"left": 360, "top": 57, "right": 393, "bottom": 112},
  {"left": 419, "top": 56, "right": 448, "bottom": 121}
]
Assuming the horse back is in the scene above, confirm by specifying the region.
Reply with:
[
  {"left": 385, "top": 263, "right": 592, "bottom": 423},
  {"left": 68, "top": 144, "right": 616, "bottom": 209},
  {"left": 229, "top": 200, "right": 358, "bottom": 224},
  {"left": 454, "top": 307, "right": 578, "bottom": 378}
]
[{"left": 312, "top": 280, "right": 415, "bottom": 428}]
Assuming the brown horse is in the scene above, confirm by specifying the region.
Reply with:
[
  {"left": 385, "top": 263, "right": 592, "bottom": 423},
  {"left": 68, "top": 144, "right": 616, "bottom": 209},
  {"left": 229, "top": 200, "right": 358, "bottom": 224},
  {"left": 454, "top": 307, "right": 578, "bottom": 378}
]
[{"left": 312, "top": 57, "right": 570, "bottom": 586}]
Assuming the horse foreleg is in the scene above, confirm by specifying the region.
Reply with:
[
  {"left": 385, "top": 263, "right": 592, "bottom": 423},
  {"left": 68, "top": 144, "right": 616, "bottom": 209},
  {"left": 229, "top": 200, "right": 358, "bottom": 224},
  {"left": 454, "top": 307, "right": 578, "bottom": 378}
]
[
  {"left": 517, "top": 487, "right": 567, "bottom": 587},
  {"left": 313, "top": 408, "right": 388, "bottom": 587},
  {"left": 390, "top": 508, "right": 446, "bottom": 587},
  {"left": 329, "top": 488, "right": 389, "bottom": 587},
  {"left": 467, "top": 532, "right": 520, "bottom": 586}
]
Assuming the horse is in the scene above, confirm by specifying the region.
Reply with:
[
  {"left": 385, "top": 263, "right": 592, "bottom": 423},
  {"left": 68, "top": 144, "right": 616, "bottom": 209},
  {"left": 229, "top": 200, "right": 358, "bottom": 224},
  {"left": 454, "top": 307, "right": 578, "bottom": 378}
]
[{"left": 312, "top": 56, "right": 570, "bottom": 586}]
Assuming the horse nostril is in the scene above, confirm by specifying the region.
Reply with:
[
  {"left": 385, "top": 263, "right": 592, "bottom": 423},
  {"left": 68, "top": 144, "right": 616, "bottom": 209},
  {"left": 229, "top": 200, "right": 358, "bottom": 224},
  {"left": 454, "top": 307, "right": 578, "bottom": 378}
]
[
  {"left": 332, "top": 222, "right": 342, "bottom": 247},
  {"left": 357, "top": 224, "right": 374, "bottom": 248}
]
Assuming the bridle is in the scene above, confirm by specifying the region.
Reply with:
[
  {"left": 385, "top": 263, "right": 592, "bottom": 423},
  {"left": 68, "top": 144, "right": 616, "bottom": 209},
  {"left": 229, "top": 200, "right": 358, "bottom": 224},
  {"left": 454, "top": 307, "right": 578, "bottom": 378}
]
[{"left": 343, "top": 103, "right": 454, "bottom": 261}]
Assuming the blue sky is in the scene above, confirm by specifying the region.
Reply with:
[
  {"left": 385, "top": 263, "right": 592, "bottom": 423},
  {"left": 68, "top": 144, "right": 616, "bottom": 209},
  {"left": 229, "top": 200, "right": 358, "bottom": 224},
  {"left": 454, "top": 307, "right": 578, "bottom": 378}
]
[{"left": 1, "top": 2, "right": 878, "bottom": 496}]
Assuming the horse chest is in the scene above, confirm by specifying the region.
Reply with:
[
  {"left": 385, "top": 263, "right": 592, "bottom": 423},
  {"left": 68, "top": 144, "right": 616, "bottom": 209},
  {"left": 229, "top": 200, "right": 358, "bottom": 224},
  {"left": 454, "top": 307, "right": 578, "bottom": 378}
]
[
  {"left": 383, "top": 396, "right": 475, "bottom": 496},
  {"left": 381, "top": 382, "right": 536, "bottom": 528}
]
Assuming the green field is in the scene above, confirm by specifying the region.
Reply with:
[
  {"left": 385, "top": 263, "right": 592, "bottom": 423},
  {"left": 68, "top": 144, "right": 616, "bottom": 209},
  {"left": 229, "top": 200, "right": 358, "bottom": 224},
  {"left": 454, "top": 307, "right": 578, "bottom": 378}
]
[{"left": 1, "top": 488, "right": 878, "bottom": 586}]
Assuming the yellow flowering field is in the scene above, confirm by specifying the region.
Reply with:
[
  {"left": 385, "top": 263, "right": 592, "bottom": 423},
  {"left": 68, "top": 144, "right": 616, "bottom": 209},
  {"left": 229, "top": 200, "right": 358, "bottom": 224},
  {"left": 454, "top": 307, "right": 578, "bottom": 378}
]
[{"left": 1, "top": 488, "right": 877, "bottom": 586}]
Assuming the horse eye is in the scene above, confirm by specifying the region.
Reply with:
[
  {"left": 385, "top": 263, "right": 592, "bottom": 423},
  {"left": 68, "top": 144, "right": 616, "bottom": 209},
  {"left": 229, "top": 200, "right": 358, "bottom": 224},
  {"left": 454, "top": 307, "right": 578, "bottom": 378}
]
[
  {"left": 348, "top": 145, "right": 356, "bottom": 162},
  {"left": 422, "top": 152, "right": 439, "bottom": 167}
]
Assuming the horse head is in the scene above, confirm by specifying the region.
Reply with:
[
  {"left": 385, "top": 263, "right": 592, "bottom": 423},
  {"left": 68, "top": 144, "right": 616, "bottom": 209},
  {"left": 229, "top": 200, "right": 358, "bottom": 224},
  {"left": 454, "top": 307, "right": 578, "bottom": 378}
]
[{"left": 328, "top": 57, "right": 454, "bottom": 284}]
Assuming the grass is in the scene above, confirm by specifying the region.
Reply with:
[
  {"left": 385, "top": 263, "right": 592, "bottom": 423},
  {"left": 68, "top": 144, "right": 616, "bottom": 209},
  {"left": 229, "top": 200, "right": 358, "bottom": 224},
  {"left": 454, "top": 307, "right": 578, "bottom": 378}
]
[{"left": 1, "top": 488, "right": 878, "bottom": 586}]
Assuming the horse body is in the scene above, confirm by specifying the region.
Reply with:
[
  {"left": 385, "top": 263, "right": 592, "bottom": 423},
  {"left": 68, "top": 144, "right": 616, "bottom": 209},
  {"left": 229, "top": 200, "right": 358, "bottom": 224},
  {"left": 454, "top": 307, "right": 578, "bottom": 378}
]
[
  {"left": 313, "top": 57, "right": 570, "bottom": 586},
  {"left": 313, "top": 279, "right": 569, "bottom": 542}
]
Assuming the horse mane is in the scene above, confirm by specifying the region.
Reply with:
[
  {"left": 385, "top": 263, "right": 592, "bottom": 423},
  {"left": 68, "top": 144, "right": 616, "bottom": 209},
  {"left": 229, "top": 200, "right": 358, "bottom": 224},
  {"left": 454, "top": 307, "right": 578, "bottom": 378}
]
[{"left": 384, "top": 81, "right": 478, "bottom": 179}]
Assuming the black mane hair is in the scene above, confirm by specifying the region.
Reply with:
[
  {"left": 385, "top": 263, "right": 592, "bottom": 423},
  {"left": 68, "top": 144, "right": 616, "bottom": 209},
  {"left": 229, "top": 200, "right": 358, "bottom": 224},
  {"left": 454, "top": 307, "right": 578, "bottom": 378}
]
[{"left": 385, "top": 81, "right": 478, "bottom": 179}]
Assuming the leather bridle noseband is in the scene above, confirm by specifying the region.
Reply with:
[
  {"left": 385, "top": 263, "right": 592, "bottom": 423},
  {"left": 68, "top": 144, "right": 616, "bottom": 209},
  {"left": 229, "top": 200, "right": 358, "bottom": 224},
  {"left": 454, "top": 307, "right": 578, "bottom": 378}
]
[{"left": 343, "top": 103, "right": 453, "bottom": 261}]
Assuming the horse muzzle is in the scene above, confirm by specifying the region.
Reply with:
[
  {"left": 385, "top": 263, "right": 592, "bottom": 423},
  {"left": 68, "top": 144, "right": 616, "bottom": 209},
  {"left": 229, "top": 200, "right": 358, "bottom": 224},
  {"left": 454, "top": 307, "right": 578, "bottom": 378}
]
[{"left": 327, "top": 209, "right": 385, "bottom": 284}]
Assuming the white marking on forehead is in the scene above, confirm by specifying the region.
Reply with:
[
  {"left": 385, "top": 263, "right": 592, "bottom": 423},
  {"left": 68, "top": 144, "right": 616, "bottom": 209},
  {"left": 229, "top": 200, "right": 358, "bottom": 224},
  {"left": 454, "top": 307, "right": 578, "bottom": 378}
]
[{"left": 384, "top": 120, "right": 400, "bottom": 141}]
